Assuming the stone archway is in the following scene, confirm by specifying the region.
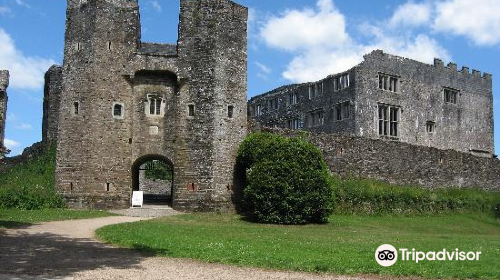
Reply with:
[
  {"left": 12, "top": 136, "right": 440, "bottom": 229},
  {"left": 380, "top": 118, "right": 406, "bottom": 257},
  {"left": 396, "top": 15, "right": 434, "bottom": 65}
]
[{"left": 131, "top": 155, "right": 174, "bottom": 205}]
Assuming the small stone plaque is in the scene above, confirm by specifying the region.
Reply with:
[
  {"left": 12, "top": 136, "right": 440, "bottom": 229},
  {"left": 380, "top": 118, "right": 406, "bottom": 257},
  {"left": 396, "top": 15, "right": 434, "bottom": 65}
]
[{"left": 149, "top": 126, "right": 159, "bottom": 135}]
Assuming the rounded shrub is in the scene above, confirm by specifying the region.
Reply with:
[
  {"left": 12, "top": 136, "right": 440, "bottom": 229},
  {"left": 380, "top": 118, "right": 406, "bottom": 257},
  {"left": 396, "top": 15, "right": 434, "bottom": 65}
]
[{"left": 237, "top": 133, "right": 334, "bottom": 225}]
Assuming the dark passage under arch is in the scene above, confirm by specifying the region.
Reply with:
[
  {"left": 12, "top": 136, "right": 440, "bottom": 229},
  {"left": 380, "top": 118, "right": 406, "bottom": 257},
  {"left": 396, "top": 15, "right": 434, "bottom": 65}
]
[{"left": 131, "top": 155, "right": 174, "bottom": 205}]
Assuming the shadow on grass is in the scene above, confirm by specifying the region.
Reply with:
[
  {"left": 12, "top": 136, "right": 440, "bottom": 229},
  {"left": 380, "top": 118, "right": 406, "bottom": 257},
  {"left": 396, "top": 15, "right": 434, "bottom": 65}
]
[
  {"left": 0, "top": 230, "right": 148, "bottom": 277},
  {"left": 131, "top": 243, "right": 172, "bottom": 256}
]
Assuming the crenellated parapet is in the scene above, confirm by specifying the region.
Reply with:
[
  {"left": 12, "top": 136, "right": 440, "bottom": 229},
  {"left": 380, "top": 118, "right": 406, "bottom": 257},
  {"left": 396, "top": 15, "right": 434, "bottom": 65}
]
[{"left": 433, "top": 57, "right": 492, "bottom": 81}]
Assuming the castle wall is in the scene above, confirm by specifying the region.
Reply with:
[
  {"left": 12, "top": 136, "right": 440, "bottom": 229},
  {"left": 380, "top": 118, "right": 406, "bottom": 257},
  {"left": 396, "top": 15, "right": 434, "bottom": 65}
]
[
  {"left": 42, "top": 65, "right": 62, "bottom": 147},
  {"left": 356, "top": 50, "right": 494, "bottom": 156},
  {"left": 269, "top": 129, "right": 500, "bottom": 190},
  {"left": 55, "top": 0, "right": 248, "bottom": 210},
  {"left": 173, "top": 0, "right": 248, "bottom": 211},
  {"left": 0, "top": 70, "right": 9, "bottom": 157},
  {"left": 56, "top": 0, "right": 142, "bottom": 207}
]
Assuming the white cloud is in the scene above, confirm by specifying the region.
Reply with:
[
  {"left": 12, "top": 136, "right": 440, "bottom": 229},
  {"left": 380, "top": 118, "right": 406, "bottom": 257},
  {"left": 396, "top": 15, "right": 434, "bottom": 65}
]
[
  {"left": 15, "top": 122, "right": 33, "bottom": 130},
  {"left": 148, "top": 1, "right": 162, "bottom": 12},
  {"left": 255, "top": 62, "right": 271, "bottom": 74},
  {"left": 0, "top": 28, "right": 56, "bottom": 90},
  {"left": 434, "top": 0, "right": 500, "bottom": 46},
  {"left": 14, "top": 0, "right": 31, "bottom": 9},
  {"left": 4, "top": 138, "right": 20, "bottom": 149},
  {"left": 260, "top": 0, "right": 349, "bottom": 52},
  {"left": 389, "top": 2, "right": 432, "bottom": 28},
  {"left": 260, "top": 0, "right": 450, "bottom": 83},
  {"left": 0, "top": 6, "right": 12, "bottom": 16},
  {"left": 255, "top": 62, "right": 272, "bottom": 80}
]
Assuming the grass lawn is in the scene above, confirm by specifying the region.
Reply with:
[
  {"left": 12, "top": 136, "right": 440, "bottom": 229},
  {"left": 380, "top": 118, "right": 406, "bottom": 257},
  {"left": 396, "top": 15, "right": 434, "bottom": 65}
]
[
  {"left": 97, "top": 213, "right": 500, "bottom": 279},
  {"left": 0, "top": 208, "right": 116, "bottom": 228}
]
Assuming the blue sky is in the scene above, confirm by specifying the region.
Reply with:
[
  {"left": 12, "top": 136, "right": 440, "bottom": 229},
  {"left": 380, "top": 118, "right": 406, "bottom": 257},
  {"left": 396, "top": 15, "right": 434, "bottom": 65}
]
[{"left": 0, "top": 0, "right": 499, "bottom": 155}]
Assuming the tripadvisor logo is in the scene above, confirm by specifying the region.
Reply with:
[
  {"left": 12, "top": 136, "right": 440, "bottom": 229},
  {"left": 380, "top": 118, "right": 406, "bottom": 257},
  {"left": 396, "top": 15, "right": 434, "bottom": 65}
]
[{"left": 375, "top": 244, "right": 482, "bottom": 267}]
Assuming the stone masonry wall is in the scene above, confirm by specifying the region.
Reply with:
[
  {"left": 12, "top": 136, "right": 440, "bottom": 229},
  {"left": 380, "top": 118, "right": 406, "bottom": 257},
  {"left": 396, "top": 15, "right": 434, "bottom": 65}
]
[
  {"left": 55, "top": 0, "right": 247, "bottom": 210},
  {"left": 355, "top": 50, "right": 494, "bottom": 156},
  {"left": 42, "top": 65, "right": 62, "bottom": 148},
  {"left": 0, "top": 70, "right": 8, "bottom": 157},
  {"left": 268, "top": 128, "right": 500, "bottom": 190},
  {"left": 249, "top": 50, "right": 494, "bottom": 157},
  {"left": 248, "top": 69, "right": 356, "bottom": 135},
  {"left": 56, "top": 0, "right": 143, "bottom": 202}
]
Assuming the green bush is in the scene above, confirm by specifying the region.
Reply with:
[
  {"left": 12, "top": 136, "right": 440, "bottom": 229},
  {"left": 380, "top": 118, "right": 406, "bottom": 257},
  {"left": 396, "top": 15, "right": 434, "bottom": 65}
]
[
  {"left": 237, "top": 133, "right": 334, "bottom": 224},
  {"left": 0, "top": 145, "right": 65, "bottom": 210},
  {"left": 332, "top": 176, "right": 500, "bottom": 216}
]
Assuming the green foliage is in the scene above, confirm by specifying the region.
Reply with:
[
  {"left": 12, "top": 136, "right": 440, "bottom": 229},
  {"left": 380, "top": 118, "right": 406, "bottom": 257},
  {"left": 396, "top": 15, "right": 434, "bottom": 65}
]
[
  {"left": 145, "top": 160, "right": 173, "bottom": 181},
  {"left": 0, "top": 146, "right": 65, "bottom": 210},
  {"left": 97, "top": 213, "right": 500, "bottom": 279},
  {"left": 494, "top": 199, "right": 500, "bottom": 219},
  {"left": 332, "top": 176, "right": 500, "bottom": 216},
  {"left": 237, "top": 133, "right": 334, "bottom": 224}
]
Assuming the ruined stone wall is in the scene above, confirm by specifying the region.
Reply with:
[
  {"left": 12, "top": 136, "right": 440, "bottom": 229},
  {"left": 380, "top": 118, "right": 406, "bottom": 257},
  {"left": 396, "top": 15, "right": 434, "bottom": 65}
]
[
  {"left": 42, "top": 65, "right": 62, "bottom": 148},
  {"left": 356, "top": 50, "right": 494, "bottom": 156},
  {"left": 248, "top": 69, "right": 356, "bottom": 135},
  {"left": 0, "top": 70, "right": 8, "bottom": 157},
  {"left": 249, "top": 50, "right": 494, "bottom": 157},
  {"left": 269, "top": 128, "right": 500, "bottom": 190}
]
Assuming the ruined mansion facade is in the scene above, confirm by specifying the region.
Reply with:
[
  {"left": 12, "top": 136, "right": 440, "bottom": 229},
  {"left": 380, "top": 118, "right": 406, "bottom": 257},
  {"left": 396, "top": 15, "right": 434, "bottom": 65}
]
[
  {"left": 40, "top": 0, "right": 248, "bottom": 210},
  {"left": 249, "top": 50, "right": 494, "bottom": 158}
]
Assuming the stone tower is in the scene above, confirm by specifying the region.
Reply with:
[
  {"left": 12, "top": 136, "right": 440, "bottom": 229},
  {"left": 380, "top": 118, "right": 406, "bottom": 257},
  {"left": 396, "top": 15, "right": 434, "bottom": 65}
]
[
  {"left": 54, "top": 0, "right": 247, "bottom": 210},
  {"left": 0, "top": 70, "right": 9, "bottom": 158},
  {"left": 42, "top": 65, "right": 63, "bottom": 147}
]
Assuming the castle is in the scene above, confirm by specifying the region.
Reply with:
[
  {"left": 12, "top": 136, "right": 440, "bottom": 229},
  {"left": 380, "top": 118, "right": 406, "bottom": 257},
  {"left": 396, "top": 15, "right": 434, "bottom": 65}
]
[
  {"left": 249, "top": 50, "right": 494, "bottom": 158},
  {"left": 0, "top": 0, "right": 498, "bottom": 210},
  {"left": 39, "top": 0, "right": 248, "bottom": 210}
]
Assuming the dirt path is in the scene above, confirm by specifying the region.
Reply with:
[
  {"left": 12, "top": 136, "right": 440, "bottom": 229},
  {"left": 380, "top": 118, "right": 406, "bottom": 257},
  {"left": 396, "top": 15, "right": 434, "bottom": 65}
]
[{"left": 0, "top": 216, "right": 402, "bottom": 280}]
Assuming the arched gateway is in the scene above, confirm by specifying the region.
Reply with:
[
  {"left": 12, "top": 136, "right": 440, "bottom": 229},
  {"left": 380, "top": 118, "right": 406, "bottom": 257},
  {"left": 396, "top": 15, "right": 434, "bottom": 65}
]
[{"left": 132, "top": 155, "right": 174, "bottom": 205}]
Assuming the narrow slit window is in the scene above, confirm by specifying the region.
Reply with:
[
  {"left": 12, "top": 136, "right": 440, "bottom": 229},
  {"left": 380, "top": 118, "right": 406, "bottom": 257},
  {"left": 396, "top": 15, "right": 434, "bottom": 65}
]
[
  {"left": 73, "top": 102, "right": 79, "bottom": 115},
  {"left": 228, "top": 105, "right": 234, "bottom": 118},
  {"left": 188, "top": 104, "right": 195, "bottom": 117},
  {"left": 426, "top": 121, "right": 436, "bottom": 133}
]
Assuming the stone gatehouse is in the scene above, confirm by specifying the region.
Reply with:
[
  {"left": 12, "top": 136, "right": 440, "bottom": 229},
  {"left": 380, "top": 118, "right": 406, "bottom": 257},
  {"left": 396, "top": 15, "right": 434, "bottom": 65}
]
[{"left": 42, "top": 0, "right": 248, "bottom": 210}]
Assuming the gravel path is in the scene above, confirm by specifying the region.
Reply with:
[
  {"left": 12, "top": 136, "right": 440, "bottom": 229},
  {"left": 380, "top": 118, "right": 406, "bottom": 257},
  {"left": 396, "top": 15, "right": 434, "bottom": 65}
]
[{"left": 0, "top": 215, "right": 409, "bottom": 280}]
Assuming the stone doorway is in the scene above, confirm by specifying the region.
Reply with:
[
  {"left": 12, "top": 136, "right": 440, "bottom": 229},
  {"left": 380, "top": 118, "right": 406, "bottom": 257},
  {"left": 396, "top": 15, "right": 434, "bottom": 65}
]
[{"left": 132, "top": 155, "right": 173, "bottom": 205}]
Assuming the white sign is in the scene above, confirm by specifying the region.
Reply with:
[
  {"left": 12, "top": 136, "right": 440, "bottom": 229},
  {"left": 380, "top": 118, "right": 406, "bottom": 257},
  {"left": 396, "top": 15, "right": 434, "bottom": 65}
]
[{"left": 131, "top": 191, "right": 144, "bottom": 208}]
